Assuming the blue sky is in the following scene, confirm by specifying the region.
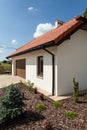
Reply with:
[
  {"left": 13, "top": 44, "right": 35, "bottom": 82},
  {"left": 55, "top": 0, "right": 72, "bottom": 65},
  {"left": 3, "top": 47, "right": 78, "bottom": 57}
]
[{"left": 0, "top": 0, "right": 87, "bottom": 61}]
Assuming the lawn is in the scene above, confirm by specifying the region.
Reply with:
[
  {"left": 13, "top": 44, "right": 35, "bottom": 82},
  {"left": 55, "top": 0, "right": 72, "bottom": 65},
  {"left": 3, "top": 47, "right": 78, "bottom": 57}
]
[
  {"left": 0, "top": 83, "right": 87, "bottom": 130},
  {"left": 0, "top": 63, "right": 11, "bottom": 73}
]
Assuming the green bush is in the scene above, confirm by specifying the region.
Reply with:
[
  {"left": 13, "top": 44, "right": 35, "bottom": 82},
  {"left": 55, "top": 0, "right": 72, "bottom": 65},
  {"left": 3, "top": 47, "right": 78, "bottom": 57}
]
[
  {"left": 36, "top": 104, "right": 46, "bottom": 112},
  {"left": 65, "top": 111, "right": 77, "bottom": 119},
  {"left": 0, "top": 84, "right": 24, "bottom": 123},
  {"left": 53, "top": 101, "right": 62, "bottom": 108},
  {"left": 73, "top": 78, "right": 79, "bottom": 102},
  {"left": 27, "top": 80, "right": 34, "bottom": 91}
]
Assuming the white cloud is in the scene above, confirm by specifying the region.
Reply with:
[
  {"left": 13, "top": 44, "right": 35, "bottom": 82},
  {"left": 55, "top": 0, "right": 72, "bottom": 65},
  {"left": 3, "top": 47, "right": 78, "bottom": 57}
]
[
  {"left": 28, "top": 7, "right": 34, "bottom": 11},
  {"left": 33, "top": 23, "right": 56, "bottom": 38},
  {"left": 28, "top": 6, "right": 38, "bottom": 12},
  {"left": 12, "top": 39, "right": 17, "bottom": 45}
]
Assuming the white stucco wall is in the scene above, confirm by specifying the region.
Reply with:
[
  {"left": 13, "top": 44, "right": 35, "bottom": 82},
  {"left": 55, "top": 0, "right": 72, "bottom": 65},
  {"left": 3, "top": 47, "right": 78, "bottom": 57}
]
[
  {"left": 26, "top": 47, "right": 57, "bottom": 94},
  {"left": 12, "top": 59, "right": 16, "bottom": 76},
  {"left": 11, "top": 47, "right": 57, "bottom": 95},
  {"left": 57, "top": 29, "right": 87, "bottom": 95},
  {"left": 12, "top": 29, "right": 87, "bottom": 96}
]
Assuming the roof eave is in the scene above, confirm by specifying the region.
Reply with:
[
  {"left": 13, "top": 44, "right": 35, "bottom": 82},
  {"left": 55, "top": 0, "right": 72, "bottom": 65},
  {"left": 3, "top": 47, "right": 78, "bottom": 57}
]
[{"left": 6, "top": 40, "right": 55, "bottom": 59}]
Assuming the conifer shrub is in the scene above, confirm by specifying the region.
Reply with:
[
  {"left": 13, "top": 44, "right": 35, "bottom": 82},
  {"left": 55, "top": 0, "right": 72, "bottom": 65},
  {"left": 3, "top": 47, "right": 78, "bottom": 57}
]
[
  {"left": 0, "top": 84, "right": 24, "bottom": 123},
  {"left": 73, "top": 78, "right": 79, "bottom": 102}
]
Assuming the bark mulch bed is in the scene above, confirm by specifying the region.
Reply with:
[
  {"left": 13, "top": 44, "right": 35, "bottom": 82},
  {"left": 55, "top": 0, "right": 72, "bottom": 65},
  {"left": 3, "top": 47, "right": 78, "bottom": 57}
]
[{"left": 0, "top": 83, "right": 87, "bottom": 130}]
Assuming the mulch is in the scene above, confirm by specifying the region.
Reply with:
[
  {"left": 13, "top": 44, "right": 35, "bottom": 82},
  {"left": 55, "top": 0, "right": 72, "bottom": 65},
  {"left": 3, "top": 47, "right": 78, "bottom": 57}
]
[{"left": 0, "top": 83, "right": 87, "bottom": 130}]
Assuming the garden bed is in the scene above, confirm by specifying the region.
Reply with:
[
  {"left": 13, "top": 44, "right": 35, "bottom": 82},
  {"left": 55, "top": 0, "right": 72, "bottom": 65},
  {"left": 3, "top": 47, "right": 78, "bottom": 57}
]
[{"left": 0, "top": 83, "right": 87, "bottom": 130}]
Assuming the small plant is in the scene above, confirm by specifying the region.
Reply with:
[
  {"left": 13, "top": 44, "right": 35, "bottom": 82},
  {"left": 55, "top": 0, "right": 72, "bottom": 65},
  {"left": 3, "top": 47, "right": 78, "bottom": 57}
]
[
  {"left": 84, "top": 93, "right": 87, "bottom": 99},
  {"left": 36, "top": 104, "right": 46, "bottom": 112},
  {"left": 27, "top": 80, "right": 34, "bottom": 91},
  {"left": 53, "top": 101, "right": 62, "bottom": 108},
  {"left": 0, "top": 84, "right": 24, "bottom": 123},
  {"left": 73, "top": 78, "right": 79, "bottom": 102},
  {"left": 65, "top": 111, "right": 77, "bottom": 119}
]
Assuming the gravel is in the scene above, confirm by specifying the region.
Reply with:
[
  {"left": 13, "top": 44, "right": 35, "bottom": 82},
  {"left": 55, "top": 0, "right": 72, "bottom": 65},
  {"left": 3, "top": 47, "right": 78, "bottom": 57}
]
[{"left": 0, "top": 83, "right": 87, "bottom": 130}]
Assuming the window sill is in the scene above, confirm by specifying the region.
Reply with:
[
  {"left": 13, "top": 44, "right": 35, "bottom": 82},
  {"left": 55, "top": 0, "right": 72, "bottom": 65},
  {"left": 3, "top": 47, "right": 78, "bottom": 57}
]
[{"left": 37, "top": 75, "right": 44, "bottom": 79}]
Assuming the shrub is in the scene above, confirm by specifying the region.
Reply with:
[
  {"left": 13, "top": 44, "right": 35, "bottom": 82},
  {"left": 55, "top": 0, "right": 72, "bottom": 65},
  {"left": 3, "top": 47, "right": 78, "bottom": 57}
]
[
  {"left": 73, "top": 78, "right": 79, "bottom": 102},
  {"left": 84, "top": 93, "right": 87, "bottom": 99},
  {"left": 27, "top": 80, "right": 34, "bottom": 91},
  {"left": 0, "top": 84, "right": 24, "bottom": 123},
  {"left": 53, "top": 101, "right": 62, "bottom": 108},
  {"left": 65, "top": 111, "right": 77, "bottom": 119},
  {"left": 36, "top": 104, "right": 46, "bottom": 112}
]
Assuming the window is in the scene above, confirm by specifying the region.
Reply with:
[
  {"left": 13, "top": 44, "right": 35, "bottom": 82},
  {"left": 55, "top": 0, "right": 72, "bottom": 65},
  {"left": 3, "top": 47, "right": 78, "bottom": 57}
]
[{"left": 37, "top": 56, "right": 43, "bottom": 77}]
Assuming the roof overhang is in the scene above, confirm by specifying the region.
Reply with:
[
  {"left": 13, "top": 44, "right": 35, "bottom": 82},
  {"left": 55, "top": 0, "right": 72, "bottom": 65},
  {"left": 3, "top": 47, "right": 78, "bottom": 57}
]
[
  {"left": 6, "top": 16, "right": 87, "bottom": 59},
  {"left": 6, "top": 41, "right": 55, "bottom": 59}
]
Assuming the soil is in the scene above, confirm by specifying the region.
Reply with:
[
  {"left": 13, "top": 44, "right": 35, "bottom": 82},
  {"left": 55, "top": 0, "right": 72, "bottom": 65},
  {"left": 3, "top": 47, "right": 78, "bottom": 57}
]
[{"left": 0, "top": 83, "right": 87, "bottom": 130}]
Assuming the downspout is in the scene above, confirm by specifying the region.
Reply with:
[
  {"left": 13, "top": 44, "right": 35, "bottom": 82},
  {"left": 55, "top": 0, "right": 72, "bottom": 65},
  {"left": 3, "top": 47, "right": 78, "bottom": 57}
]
[{"left": 43, "top": 48, "right": 55, "bottom": 95}]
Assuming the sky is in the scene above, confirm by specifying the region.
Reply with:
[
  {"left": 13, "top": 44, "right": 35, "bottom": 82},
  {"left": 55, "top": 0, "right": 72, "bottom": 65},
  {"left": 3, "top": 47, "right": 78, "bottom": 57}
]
[{"left": 0, "top": 0, "right": 87, "bottom": 61}]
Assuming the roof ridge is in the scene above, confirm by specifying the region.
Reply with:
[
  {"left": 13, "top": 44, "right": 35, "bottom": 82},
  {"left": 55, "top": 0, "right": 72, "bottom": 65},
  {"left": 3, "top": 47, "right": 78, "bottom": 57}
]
[
  {"left": 16, "top": 16, "right": 82, "bottom": 50},
  {"left": 7, "top": 15, "right": 87, "bottom": 58}
]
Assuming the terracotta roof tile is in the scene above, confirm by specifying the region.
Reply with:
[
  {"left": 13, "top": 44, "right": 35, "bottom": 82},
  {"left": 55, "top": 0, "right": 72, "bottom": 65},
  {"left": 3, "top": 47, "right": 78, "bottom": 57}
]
[{"left": 7, "top": 16, "right": 87, "bottom": 58}]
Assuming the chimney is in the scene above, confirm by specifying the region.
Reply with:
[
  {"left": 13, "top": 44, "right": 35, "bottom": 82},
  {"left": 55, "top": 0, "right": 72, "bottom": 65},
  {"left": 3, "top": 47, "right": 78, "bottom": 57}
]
[{"left": 55, "top": 20, "right": 64, "bottom": 27}]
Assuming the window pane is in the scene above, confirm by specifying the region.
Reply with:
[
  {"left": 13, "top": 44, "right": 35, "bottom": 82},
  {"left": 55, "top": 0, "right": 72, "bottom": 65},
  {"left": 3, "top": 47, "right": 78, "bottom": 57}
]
[
  {"left": 37, "top": 56, "right": 43, "bottom": 77},
  {"left": 40, "top": 58, "right": 43, "bottom": 73}
]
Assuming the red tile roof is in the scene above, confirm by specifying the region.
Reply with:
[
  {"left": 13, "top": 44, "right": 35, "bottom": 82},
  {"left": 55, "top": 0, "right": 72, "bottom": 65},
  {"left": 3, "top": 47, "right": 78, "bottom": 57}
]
[{"left": 7, "top": 16, "right": 87, "bottom": 58}]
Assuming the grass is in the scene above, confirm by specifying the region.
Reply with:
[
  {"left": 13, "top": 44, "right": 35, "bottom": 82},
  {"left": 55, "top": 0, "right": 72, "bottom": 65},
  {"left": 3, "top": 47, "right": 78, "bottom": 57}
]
[
  {"left": 0, "top": 63, "right": 11, "bottom": 73},
  {"left": 1, "top": 63, "right": 11, "bottom": 70},
  {"left": 53, "top": 101, "right": 62, "bottom": 108},
  {"left": 65, "top": 111, "right": 77, "bottom": 119},
  {"left": 36, "top": 104, "right": 46, "bottom": 111}
]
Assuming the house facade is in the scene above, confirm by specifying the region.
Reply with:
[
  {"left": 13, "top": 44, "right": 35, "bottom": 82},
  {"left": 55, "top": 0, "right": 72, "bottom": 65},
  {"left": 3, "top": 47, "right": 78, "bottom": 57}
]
[{"left": 7, "top": 16, "right": 87, "bottom": 96}]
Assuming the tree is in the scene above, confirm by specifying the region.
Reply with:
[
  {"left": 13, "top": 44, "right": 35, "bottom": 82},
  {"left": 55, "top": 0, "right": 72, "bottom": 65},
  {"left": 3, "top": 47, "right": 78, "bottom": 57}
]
[
  {"left": 0, "top": 84, "right": 24, "bottom": 123},
  {"left": 83, "top": 8, "right": 87, "bottom": 18},
  {"left": 2, "top": 60, "right": 8, "bottom": 64}
]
